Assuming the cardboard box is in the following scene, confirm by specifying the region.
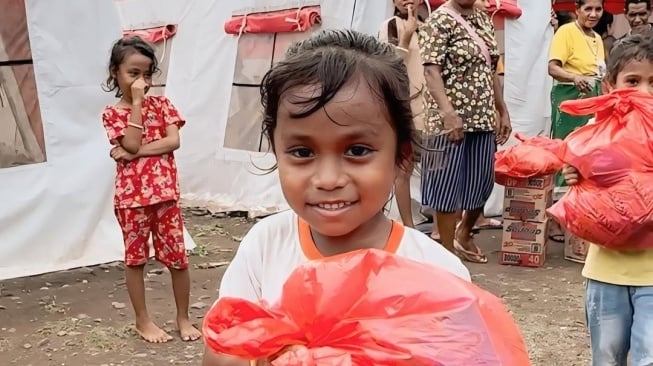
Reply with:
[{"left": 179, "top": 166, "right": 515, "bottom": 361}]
[
  {"left": 499, "top": 251, "right": 546, "bottom": 268},
  {"left": 497, "top": 175, "right": 554, "bottom": 191},
  {"left": 500, "top": 219, "right": 548, "bottom": 268},
  {"left": 564, "top": 231, "right": 590, "bottom": 263},
  {"left": 503, "top": 187, "right": 553, "bottom": 222}
]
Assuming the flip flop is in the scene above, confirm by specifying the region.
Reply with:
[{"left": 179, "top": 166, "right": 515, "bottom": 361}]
[
  {"left": 453, "top": 239, "right": 488, "bottom": 264},
  {"left": 473, "top": 218, "right": 502, "bottom": 231},
  {"left": 430, "top": 234, "right": 441, "bottom": 243}
]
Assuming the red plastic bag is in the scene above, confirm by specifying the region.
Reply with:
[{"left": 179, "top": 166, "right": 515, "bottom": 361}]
[
  {"left": 203, "top": 249, "right": 531, "bottom": 366},
  {"left": 557, "top": 89, "right": 653, "bottom": 177},
  {"left": 548, "top": 171, "right": 653, "bottom": 250},
  {"left": 494, "top": 133, "right": 565, "bottom": 182},
  {"left": 547, "top": 89, "right": 653, "bottom": 250}
]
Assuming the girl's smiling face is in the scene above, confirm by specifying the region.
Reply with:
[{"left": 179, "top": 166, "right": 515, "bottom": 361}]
[{"left": 273, "top": 76, "right": 400, "bottom": 238}]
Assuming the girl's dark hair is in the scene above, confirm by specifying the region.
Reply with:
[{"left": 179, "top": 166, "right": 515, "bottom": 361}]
[
  {"left": 606, "top": 33, "right": 653, "bottom": 85},
  {"left": 260, "top": 29, "right": 414, "bottom": 164},
  {"left": 102, "top": 36, "right": 159, "bottom": 97},
  {"left": 556, "top": 11, "right": 576, "bottom": 27}
]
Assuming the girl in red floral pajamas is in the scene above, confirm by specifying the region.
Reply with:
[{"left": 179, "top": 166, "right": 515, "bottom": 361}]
[{"left": 101, "top": 36, "right": 201, "bottom": 343}]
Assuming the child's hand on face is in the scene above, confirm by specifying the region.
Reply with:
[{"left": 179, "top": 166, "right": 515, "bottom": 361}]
[
  {"left": 562, "top": 164, "right": 580, "bottom": 185},
  {"left": 110, "top": 146, "right": 137, "bottom": 162},
  {"left": 130, "top": 78, "right": 148, "bottom": 104}
]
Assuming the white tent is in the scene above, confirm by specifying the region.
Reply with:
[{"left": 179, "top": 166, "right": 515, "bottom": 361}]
[{"left": 0, "top": 0, "right": 551, "bottom": 280}]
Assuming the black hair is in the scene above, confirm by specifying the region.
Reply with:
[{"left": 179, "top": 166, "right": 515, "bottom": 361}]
[
  {"left": 625, "top": 0, "right": 651, "bottom": 11},
  {"left": 102, "top": 36, "right": 159, "bottom": 97},
  {"left": 575, "top": 0, "right": 605, "bottom": 7},
  {"left": 593, "top": 11, "right": 614, "bottom": 35},
  {"left": 606, "top": 33, "right": 653, "bottom": 85},
  {"left": 556, "top": 11, "right": 576, "bottom": 27},
  {"left": 260, "top": 29, "right": 414, "bottom": 164}
]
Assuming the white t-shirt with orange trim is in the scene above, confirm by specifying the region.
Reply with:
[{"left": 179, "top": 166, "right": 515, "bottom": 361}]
[{"left": 218, "top": 210, "right": 471, "bottom": 304}]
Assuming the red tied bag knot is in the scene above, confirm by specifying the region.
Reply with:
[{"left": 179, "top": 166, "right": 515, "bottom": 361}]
[
  {"left": 560, "top": 88, "right": 653, "bottom": 124},
  {"left": 203, "top": 249, "right": 531, "bottom": 365},
  {"left": 494, "top": 133, "right": 565, "bottom": 182}
]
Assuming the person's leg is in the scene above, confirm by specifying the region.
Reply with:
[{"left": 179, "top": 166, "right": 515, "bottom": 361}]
[
  {"left": 394, "top": 160, "right": 415, "bottom": 228},
  {"left": 421, "top": 134, "right": 465, "bottom": 252},
  {"left": 629, "top": 285, "right": 653, "bottom": 366},
  {"left": 153, "top": 201, "right": 201, "bottom": 342},
  {"left": 116, "top": 207, "right": 172, "bottom": 343},
  {"left": 585, "top": 279, "right": 632, "bottom": 366},
  {"left": 456, "top": 132, "right": 496, "bottom": 262}
]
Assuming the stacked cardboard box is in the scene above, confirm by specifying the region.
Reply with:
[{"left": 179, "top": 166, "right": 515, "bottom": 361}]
[
  {"left": 564, "top": 231, "right": 590, "bottom": 263},
  {"left": 499, "top": 175, "right": 554, "bottom": 268}
]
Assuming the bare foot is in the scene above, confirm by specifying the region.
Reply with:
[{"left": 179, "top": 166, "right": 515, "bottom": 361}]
[
  {"left": 136, "top": 319, "right": 173, "bottom": 343},
  {"left": 177, "top": 317, "right": 201, "bottom": 342}
]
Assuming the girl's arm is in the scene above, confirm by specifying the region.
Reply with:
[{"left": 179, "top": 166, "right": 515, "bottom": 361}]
[
  {"left": 121, "top": 79, "right": 149, "bottom": 154},
  {"left": 134, "top": 125, "right": 180, "bottom": 157},
  {"left": 120, "top": 101, "right": 144, "bottom": 154}
]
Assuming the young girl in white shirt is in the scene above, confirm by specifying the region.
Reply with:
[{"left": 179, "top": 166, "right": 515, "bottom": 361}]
[{"left": 202, "top": 28, "right": 470, "bottom": 366}]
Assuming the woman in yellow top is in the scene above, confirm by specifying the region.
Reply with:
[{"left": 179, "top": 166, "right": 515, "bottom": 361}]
[{"left": 548, "top": 0, "right": 605, "bottom": 187}]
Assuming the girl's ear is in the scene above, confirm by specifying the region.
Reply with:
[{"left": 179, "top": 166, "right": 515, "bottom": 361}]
[{"left": 110, "top": 66, "right": 118, "bottom": 78}]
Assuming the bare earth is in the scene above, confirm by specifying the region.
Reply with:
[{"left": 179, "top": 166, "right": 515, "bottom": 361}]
[{"left": 0, "top": 209, "right": 590, "bottom": 365}]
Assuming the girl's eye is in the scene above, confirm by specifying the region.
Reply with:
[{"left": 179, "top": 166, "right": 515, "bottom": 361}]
[
  {"left": 626, "top": 79, "right": 639, "bottom": 86},
  {"left": 346, "top": 145, "right": 373, "bottom": 157},
  {"left": 288, "top": 148, "right": 313, "bottom": 158}
]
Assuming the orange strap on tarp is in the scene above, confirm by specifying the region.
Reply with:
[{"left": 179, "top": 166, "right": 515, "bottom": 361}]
[
  {"left": 224, "top": 6, "right": 321, "bottom": 35},
  {"left": 122, "top": 24, "right": 177, "bottom": 43}
]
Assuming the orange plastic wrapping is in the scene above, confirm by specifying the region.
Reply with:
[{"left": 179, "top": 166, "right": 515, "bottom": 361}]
[
  {"left": 547, "top": 89, "right": 653, "bottom": 250},
  {"left": 494, "top": 133, "right": 565, "bottom": 182},
  {"left": 203, "top": 249, "right": 530, "bottom": 365}
]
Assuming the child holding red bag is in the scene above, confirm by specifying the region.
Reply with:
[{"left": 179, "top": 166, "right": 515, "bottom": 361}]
[
  {"left": 202, "top": 29, "right": 471, "bottom": 366},
  {"left": 562, "top": 34, "right": 653, "bottom": 366}
]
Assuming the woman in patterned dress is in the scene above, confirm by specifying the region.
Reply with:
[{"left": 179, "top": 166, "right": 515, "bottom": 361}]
[{"left": 418, "top": 0, "right": 511, "bottom": 263}]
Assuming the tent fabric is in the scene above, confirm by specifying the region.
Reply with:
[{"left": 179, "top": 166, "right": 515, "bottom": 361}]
[
  {"left": 0, "top": 0, "right": 394, "bottom": 280},
  {"left": 554, "top": 1, "right": 625, "bottom": 14},
  {"left": 122, "top": 24, "right": 178, "bottom": 43},
  {"left": 224, "top": 6, "right": 321, "bottom": 35}
]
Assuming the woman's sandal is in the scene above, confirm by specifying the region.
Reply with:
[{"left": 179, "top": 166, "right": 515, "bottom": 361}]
[
  {"left": 453, "top": 239, "right": 488, "bottom": 264},
  {"left": 549, "top": 234, "right": 565, "bottom": 243},
  {"left": 473, "top": 218, "right": 502, "bottom": 231}
]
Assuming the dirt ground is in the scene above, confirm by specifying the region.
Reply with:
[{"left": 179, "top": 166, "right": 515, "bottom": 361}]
[{"left": 0, "top": 209, "right": 590, "bottom": 365}]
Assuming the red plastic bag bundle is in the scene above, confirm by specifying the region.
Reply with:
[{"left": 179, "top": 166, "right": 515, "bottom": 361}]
[
  {"left": 547, "top": 89, "right": 653, "bottom": 250},
  {"left": 494, "top": 133, "right": 565, "bottom": 182},
  {"left": 203, "top": 249, "right": 531, "bottom": 366},
  {"left": 548, "top": 171, "right": 653, "bottom": 250}
]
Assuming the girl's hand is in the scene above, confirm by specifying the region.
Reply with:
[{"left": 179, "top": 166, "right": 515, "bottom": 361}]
[
  {"left": 405, "top": 5, "right": 419, "bottom": 34},
  {"left": 130, "top": 78, "right": 148, "bottom": 104},
  {"left": 110, "top": 146, "right": 137, "bottom": 161},
  {"left": 562, "top": 164, "right": 580, "bottom": 185}
]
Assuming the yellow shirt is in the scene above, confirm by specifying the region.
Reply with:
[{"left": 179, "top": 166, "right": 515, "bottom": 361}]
[
  {"left": 582, "top": 245, "right": 653, "bottom": 286},
  {"left": 549, "top": 22, "right": 605, "bottom": 77}
]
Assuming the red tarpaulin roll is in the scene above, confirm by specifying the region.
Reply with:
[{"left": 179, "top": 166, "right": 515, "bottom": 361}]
[
  {"left": 122, "top": 24, "right": 177, "bottom": 44},
  {"left": 554, "top": 0, "right": 626, "bottom": 14},
  {"left": 224, "top": 6, "right": 321, "bottom": 35}
]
